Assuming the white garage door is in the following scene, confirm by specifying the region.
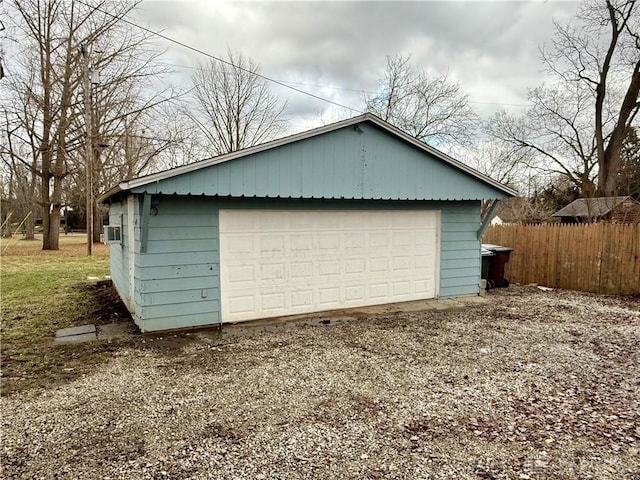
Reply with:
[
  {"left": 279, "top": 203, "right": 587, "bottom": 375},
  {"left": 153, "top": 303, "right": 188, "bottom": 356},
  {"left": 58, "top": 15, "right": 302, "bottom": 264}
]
[{"left": 219, "top": 209, "right": 439, "bottom": 323}]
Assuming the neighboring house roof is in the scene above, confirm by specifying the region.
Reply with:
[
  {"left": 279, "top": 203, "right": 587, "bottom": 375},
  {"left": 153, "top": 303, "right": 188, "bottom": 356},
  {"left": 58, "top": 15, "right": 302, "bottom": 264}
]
[
  {"left": 99, "top": 113, "right": 518, "bottom": 203},
  {"left": 551, "top": 196, "right": 638, "bottom": 218}
]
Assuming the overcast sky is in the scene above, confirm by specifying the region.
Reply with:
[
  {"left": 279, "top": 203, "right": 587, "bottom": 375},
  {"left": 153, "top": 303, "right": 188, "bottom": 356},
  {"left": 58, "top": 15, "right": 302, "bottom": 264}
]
[{"left": 135, "top": 0, "right": 581, "bottom": 132}]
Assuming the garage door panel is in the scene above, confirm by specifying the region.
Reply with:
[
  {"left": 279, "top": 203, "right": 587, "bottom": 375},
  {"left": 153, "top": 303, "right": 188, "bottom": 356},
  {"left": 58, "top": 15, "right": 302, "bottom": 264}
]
[
  {"left": 318, "top": 287, "right": 340, "bottom": 306},
  {"left": 415, "top": 279, "right": 432, "bottom": 295},
  {"left": 344, "top": 285, "right": 365, "bottom": 302},
  {"left": 291, "top": 262, "right": 313, "bottom": 278},
  {"left": 370, "top": 257, "right": 389, "bottom": 272},
  {"left": 228, "top": 265, "right": 254, "bottom": 283},
  {"left": 226, "top": 236, "right": 254, "bottom": 255},
  {"left": 224, "top": 211, "right": 257, "bottom": 230},
  {"left": 345, "top": 258, "right": 366, "bottom": 274},
  {"left": 220, "top": 210, "right": 438, "bottom": 322},
  {"left": 415, "top": 233, "right": 436, "bottom": 246},
  {"left": 260, "top": 236, "right": 284, "bottom": 254},
  {"left": 261, "top": 292, "right": 285, "bottom": 311},
  {"left": 370, "top": 283, "right": 389, "bottom": 299},
  {"left": 369, "top": 232, "right": 388, "bottom": 247},
  {"left": 318, "top": 234, "right": 340, "bottom": 250},
  {"left": 260, "top": 263, "right": 284, "bottom": 280},
  {"left": 368, "top": 213, "right": 390, "bottom": 228},
  {"left": 415, "top": 254, "right": 431, "bottom": 268},
  {"left": 345, "top": 232, "right": 365, "bottom": 249},
  {"left": 392, "top": 256, "right": 411, "bottom": 271},
  {"left": 291, "top": 290, "right": 313, "bottom": 308},
  {"left": 228, "top": 295, "right": 255, "bottom": 315},
  {"left": 392, "top": 281, "right": 411, "bottom": 296},
  {"left": 259, "top": 211, "right": 287, "bottom": 229},
  {"left": 318, "top": 261, "right": 340, "bottom": 276}
]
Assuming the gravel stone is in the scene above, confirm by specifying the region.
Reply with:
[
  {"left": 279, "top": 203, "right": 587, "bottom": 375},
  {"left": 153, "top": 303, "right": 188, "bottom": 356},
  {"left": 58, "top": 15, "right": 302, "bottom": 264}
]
[{"left": 2, "top": 286, "right": 639, "bottom": 479}]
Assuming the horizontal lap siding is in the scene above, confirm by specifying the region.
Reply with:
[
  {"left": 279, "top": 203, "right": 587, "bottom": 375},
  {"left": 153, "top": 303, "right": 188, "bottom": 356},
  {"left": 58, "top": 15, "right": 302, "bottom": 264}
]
[
  {"left": 439, "top": 202, "right": 481, "bottom": 297},
  {"left": 120, "top": 196, "right": 482, "bottom": 331},
  {"left": 108, "top": 202, "right": 130, "bottom": 306},
  {"left": 135, "top": 197, "right": 220, "bottom": 331}
]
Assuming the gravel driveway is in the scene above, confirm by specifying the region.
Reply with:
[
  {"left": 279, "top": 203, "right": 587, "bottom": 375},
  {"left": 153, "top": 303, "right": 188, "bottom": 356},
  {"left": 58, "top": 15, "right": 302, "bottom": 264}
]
[{"left": 2, "top": 286, "right": 639, "bottom": 479}]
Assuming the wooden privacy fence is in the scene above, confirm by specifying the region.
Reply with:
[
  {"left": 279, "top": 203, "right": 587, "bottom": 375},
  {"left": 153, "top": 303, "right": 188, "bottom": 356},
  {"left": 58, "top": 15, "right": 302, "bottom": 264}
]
[{"left": 483, "top": 223, "right": 640, "bottom": 294}]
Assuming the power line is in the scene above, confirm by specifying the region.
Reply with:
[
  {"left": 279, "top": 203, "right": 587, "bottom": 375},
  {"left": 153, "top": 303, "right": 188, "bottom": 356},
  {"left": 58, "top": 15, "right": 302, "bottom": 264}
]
[
  {"left": 77, "top": 1, "right": 533, "bottom": 113},
  {"left": 165, "top": 61, "right": 533, "bottom": 108},
  {"left": 76, "top": 0, "right": 363, "bottom": 114}
]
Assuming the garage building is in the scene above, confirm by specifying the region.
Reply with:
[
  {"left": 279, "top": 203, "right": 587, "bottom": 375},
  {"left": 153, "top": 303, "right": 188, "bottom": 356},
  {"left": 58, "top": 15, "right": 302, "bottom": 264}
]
[{"left": 99, "top": 114, "right": 516, "bottom": 332}]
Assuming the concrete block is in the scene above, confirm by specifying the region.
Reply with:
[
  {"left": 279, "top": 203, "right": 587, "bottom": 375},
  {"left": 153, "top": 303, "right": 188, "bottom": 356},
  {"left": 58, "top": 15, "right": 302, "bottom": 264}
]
[
  {"left": 54, "top": 332, "right": 97, "bottom": 344},
  {"left": 55, "top": 324, "right": 96, "bottom": 338}
]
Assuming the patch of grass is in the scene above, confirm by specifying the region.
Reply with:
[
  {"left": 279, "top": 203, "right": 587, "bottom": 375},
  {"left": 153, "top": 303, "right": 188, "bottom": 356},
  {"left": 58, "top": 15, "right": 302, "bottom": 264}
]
[{"left": 1, "top": 235, "right": 117, "bottom": 395}]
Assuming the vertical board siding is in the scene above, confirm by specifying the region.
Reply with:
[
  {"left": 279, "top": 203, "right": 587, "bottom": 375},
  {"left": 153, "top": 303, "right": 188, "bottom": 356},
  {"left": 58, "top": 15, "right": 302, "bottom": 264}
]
[
  {"left": 484, "top": 223, "right": 640, "bottom": 294},
  {"left": 134, "top": 125, "right": 509, "bottom": 201},
  {"left": 108, "top": 202, "right": 130, "bottom": 306},
  {"left": 133, "top": 196, "right": 220, "bottom": 331}
]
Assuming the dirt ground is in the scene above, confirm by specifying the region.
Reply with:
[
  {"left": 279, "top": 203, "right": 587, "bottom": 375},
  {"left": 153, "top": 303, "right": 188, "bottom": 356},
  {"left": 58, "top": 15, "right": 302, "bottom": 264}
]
[{"left": 2, "top": 286, "right": 639, "bottom": 479}]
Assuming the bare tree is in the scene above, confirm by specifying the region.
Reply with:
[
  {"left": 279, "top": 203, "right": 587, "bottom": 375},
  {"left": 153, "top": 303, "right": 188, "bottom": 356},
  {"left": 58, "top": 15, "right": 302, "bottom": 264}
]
[
  {"left": 5, "top": 0, "right": 176, "bottom": 249},
  {"left": 7, "top": 0, "right": 128, "bottom": 249},
  {"left": 365, "top": 54, "right": 479, "bottom": 149},
  {"left": 545, "top": 0, "right": 639, "bottom": 195},
  {"left": 486, "top": 85, "right": 599, "bottom": 197},
  {"left": 188, "top": 50, "right": 288, "bottom": 156},
  {"left": 0, "top": 96, "right": 40, "bottom": 239},
  {"left": 462, "top": 136, "right": 538, "bottom": 194},
  {"left": 489, "top": 0, "right": 639, "bottom": 197},
  {"left": 71, "top": 41, "right": 178, "bottom": 242}
]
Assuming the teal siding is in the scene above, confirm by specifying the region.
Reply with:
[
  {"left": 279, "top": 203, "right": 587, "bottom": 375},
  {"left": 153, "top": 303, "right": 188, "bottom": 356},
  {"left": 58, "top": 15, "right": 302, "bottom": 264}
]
[
  {"left": 108, "top": 202, "right": 129, "bottom": 307},
  {"left": 131, "top": 196, "right": 220, "bottom": 332},
  {"left": 132, "top": 124, "right": 510, "bottom": 201},
  {"left": 439, "top": 201, "right": 481, "bottom": 297},
  {"left": 115, "top": 197, "right": 482, "bottom": 331},
  {"left": 104, "top": 116, "right": 512, "bottom": 331}
]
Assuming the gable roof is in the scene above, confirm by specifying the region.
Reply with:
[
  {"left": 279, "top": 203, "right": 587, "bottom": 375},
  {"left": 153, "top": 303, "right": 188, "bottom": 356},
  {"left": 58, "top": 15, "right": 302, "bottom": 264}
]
[
  {"left": 99, "top": 113, "right": 518, "bottom": 203},
  {"left": 551, "top": 196, "right": 638, "bottom": 218}
]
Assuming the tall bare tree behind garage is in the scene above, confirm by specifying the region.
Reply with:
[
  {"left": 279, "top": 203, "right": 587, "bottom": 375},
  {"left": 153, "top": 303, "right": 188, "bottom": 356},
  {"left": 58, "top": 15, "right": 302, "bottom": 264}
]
[
  {"left": 4, "top": 0, "right": 175, "bottom": 249},
  {"left": 72, "top": 40, "right": 179, "bottom": 243},
  {"left": 365, "top": 54, "right": 479, "bottom": 149},
  {"left": 487, "top": 0, "right": 639, "bottom": 197},
  {"left": 187, "top": 50, "right": 288, "bottom": 156}
]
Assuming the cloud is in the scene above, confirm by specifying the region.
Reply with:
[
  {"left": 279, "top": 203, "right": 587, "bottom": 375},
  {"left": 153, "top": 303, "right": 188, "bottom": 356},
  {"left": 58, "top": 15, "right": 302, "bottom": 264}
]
[{"left": 135, "top": 0, "right": 582, "bottom": 123}]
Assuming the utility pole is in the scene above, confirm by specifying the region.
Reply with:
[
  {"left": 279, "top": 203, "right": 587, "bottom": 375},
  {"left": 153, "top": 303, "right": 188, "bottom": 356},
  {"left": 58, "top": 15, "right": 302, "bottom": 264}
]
[{"left": 82, "top": 44, "right": 93, "bottom": 256}]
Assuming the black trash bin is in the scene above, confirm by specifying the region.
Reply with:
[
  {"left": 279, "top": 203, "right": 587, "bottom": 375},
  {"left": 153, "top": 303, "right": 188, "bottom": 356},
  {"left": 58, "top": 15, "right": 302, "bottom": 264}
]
[
  {"left": 482, "top": 243, "right": 514, "bottom": 288},
  {"left": 481, "top": 246, "right": 495, "bottom": 287}
]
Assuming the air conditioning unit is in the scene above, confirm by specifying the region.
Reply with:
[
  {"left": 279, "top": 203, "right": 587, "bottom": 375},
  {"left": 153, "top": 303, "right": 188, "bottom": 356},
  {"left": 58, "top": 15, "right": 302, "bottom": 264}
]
[{"left": 104, "top": 225, "right": 122, "bottom": 244}]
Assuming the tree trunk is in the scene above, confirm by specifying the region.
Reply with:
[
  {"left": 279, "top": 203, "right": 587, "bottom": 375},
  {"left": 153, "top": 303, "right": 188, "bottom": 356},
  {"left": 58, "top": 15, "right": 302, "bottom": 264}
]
[
  {"left": 598, "top": 142, "right": 623, "bottom": 196},
  {"left": 48, "top": 203, "right": 60, "bottom": 250},
  {"left": 24, "top": 213, "right": 35, "bottom": 240},
  {"left": 93, "top": 203, "right": 102, "bottom": 243}
]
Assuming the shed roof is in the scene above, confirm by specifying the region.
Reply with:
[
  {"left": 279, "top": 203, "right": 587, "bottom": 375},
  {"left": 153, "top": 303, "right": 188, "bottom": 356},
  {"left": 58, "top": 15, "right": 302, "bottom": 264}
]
[
  {"left": 551, "top": 196, "right": 637, "bottom": 218},
  {"left": 99, "top": 113, "right": 518, "bottom": 203}
]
